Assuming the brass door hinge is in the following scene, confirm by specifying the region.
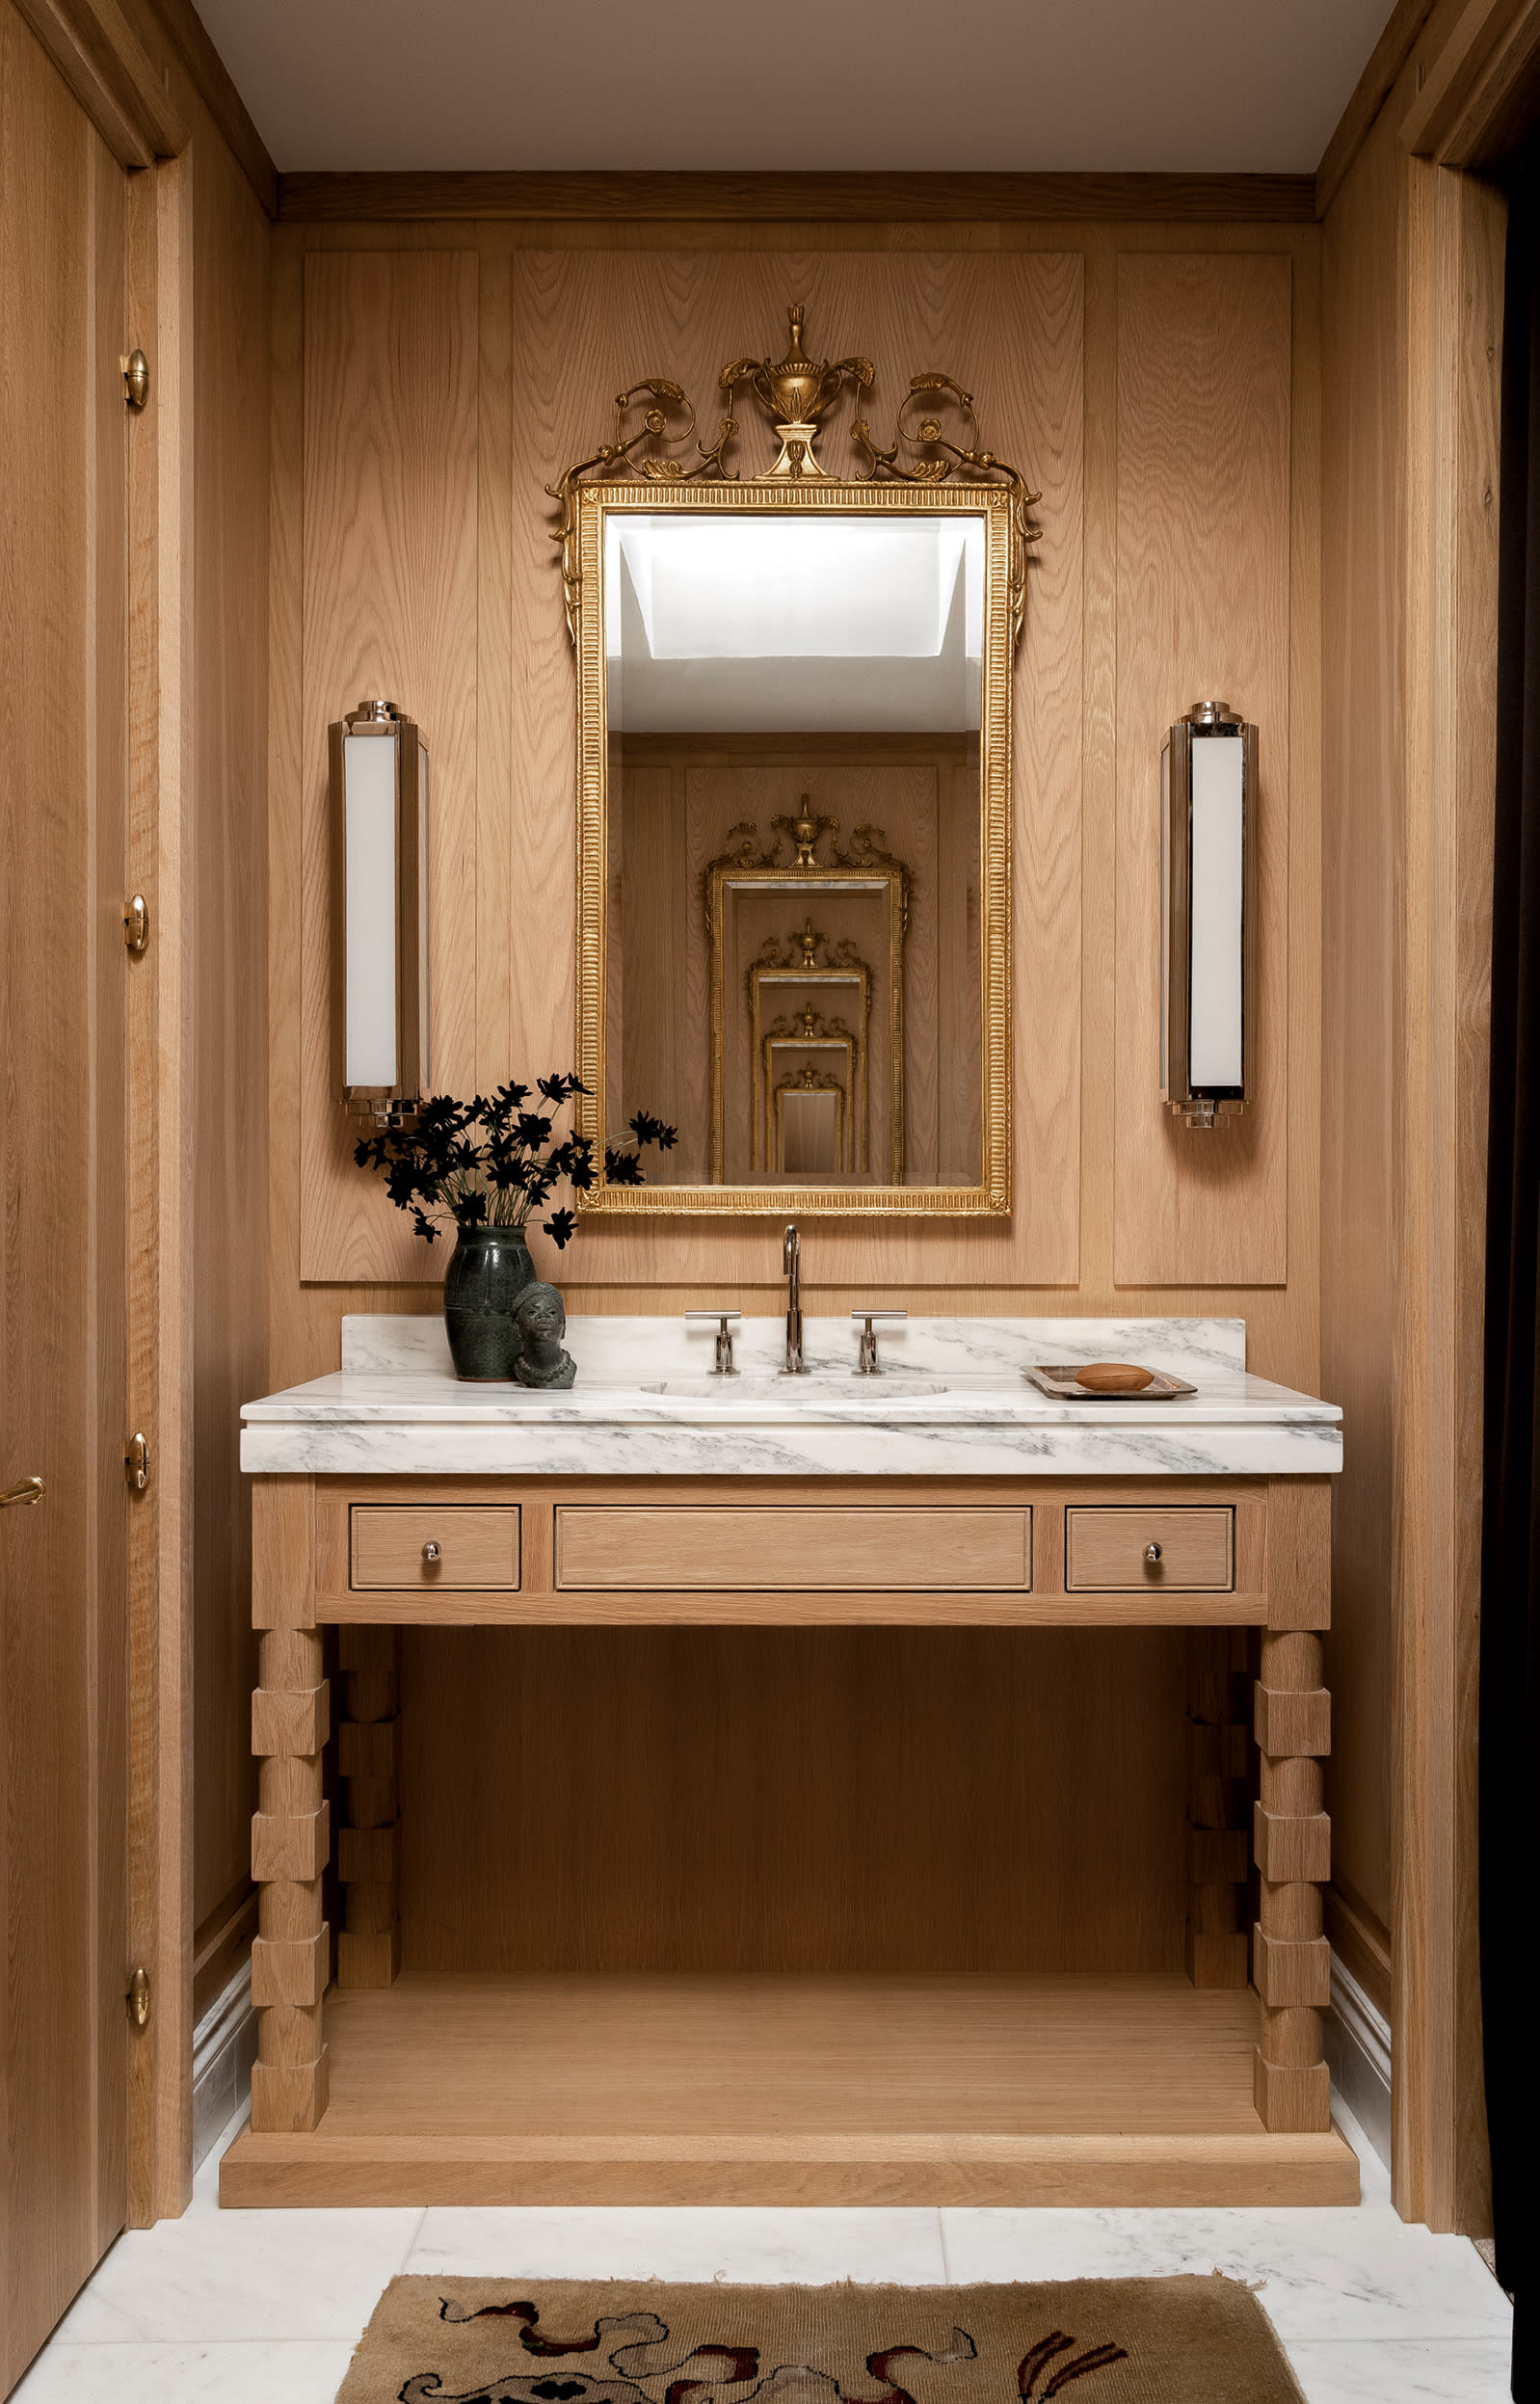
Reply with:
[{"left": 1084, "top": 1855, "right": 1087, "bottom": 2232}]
[
  {"left": 126, "top": 1966, "right": 150, "bottom": 2029},
  {"left": 120, "top": 350, "right": 148, "bottom": 411},
  {"left": 123, "top": 894, "right": 148, "bottom": 953},
  {"left": 125, "top": 1431, "right": 148, "bottom": 1493}
]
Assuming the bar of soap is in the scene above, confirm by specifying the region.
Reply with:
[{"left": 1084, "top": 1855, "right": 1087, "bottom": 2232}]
[{"left": 1075, "top": 1361, "right": 1155, "bottom": 1393}]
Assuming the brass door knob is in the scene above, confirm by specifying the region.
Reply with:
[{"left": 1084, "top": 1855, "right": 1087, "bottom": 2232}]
[
  {"left": 1144, "top": 1541, "right": 1162, "bottom": 1565},
  {"left": 1, "top": 1476, "right": 45, "bottom": 1509},
  {"left": 422, "top": 1540, "right": 441, "bottom": 1563}
]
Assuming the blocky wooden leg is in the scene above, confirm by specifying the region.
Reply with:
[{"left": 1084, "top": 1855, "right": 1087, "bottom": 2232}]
[
  {"left": 1185, "top": 1627, "right": 1250, "bottom": 1988},
  {"left": 249, "top": 1479, "right": 329, "bottom": 2133},
  {"left": 1252, "top": 1628, "right": 1333, "bottom": 2130},
  {"left": 337, "top": 1626, "right": 402, "bottom": 1989},
  {"left": 251, "top": 1628, "right": 331, "bottom": 2130}
]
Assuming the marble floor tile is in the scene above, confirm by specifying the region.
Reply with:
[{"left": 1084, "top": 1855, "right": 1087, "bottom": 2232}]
[
  {"left": 406, "top": 2204, "right": 951, "bottom": 2285},
  {"left": 55, "top": 2111, "right": 423, "bottom": 2346},
  {"left": 10, "top": 2339, "right": 359, "bottom": 2403},
  {"left": 939, "top": 2107, "right": 1510, "bottom": 2344},
  {"left": 1283, "top": 2337, "right": 1515, "bottom": 2402}
]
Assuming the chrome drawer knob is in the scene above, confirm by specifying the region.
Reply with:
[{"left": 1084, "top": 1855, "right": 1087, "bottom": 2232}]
[
  {"left": 1144, "top": 1541, "right": 1162, "bottom": 1565},
  {"left": 422, "top": 1540, "right": 441, "bottom": 1564}
]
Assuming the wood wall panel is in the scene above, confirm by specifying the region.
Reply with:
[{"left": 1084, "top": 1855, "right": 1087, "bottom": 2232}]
[
  {"left": 1, "top": 10, "right": 128, "bottom": 2363},
  {"left": 1114, "top": 253, "right": 1293, "bottom": 1286},
  {"left": 290, "top": 243, "right": 1085, "bottom": 1295},
  {"left": 299, "top": 250, "right": 480, "bottom": 1279},
  {"left": 1320, "top": 103, "right": 1402, "bottom": 1945},
  {"left": 401, "top": 1627, "right": 1186, "bottom": 1976},
  {"left": 272, "top": 225, "right": 1322, "bottom": 1393},
  {"left": 190, "top": 118, "right": 272, "bottom": 1937}
]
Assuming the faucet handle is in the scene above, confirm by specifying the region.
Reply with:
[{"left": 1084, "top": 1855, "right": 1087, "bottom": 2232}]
[
  {"left": 851, "top": 1307, "right": 907, "bottom": 1376},
  {"left": 685, "top": 1308, "right": 741, "bottom": 1375}
]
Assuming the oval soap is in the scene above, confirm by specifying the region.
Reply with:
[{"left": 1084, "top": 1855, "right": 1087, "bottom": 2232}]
[{"left": 1075, "top": 1361, "right": 1155, "bottom": 1393}]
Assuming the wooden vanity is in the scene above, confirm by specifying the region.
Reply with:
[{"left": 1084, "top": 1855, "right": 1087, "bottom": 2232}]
[{"left": 221, "top": 1369, "right": 1357, "bottom": 2209}]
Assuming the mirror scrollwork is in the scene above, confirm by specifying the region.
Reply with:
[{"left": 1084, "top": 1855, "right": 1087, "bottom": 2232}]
[{"left": 550, "top": 305, "right": 1036, "bottom": 1215}]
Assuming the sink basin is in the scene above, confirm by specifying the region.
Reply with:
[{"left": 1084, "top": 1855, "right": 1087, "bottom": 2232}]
[{"left": 628, "top": 1373, "right": 952, "bottom": 1400}]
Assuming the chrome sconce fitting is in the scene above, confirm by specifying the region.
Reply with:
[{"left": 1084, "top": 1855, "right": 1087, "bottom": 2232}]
[
  {"left": 1160, "top": 701, "right": 1257, "bottom": 1131},
  {"left": 330, "top": 698, "right": 431, "bottom": 1127}
]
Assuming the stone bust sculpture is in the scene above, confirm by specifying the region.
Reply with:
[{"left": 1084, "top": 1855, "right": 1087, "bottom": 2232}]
[{"left": 512, "top": 1281, "right": 576, "bottom": 1389}]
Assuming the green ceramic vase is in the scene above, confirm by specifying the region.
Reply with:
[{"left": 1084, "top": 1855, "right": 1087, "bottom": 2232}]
[{"left": 442, "top": 1223, "right": 534, "bottom": 1381}]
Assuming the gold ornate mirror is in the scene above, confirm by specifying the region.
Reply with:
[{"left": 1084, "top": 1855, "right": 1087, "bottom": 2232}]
[{"left": 552, "top": 307, "right": 1035, "bottom": 1215}]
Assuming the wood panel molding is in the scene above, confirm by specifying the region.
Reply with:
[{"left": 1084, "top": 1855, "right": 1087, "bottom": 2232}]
[
  {"left": 277, "top": 170, "right": 1319, "bottom": 227},
  {"left": 136, "top": 0, "right": 278, "bottom": 215},
  {"left": 1112, "top": 251, "right": 1293, "bottom": 1288},
  {"left": 1315, "top": 0, "right": 1439, "bottom": 218},
  {"left": 12, "top": 0, "right": 183, "bottom": 168},
  {"left": 1399, "top": 0, "right": 1540, "bottom": 167}
]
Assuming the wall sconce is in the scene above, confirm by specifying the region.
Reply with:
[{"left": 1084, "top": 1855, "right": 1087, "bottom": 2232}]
[
  {"left": 1160, "top": 700, "right": 1257, "bottom": 1130},
  {"left": 330, "top": 698, "right": 429, "bottom": 1122}
]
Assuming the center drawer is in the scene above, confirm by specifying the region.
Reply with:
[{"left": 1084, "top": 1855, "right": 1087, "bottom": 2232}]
[
  {"left": 1065, "top": 1505, "right": 1235, "bottom": 1591},
  {"left": 554, "top": 1506, "right": 1032, "bottom": 1592},
  {"left": 351, "top": 1505, "right": 520, "bottom": 1590}
]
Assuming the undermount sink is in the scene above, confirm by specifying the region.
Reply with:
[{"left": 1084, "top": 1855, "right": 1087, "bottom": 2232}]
[{"left": 630, "top": 1373, "right": 952, "bottom": 1400}]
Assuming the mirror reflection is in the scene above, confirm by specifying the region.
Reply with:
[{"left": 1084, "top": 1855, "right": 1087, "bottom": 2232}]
[{"left": 603, "top": 510, "right": 985, "bottom": 1191}]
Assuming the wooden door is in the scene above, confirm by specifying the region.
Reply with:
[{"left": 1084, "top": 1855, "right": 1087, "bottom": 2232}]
[{"left": 0, "top": 0, "right": 130, "bottom": 2387}]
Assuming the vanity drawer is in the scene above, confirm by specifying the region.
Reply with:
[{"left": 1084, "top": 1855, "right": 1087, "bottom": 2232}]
[
  {"left": 554, "top": 1506, "right": 1032, "bottom": 1592},
  {"left": 1065, "top": 1506, "right": 1234, "bottom": 1592},
  {"left": 350, "top": 1506, "right": 520, "bottom": 1591}
]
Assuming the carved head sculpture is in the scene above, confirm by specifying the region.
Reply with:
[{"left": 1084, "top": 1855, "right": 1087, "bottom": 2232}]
[{"left": 514, "top": 1281, "right": 566, "bottom": 1363}]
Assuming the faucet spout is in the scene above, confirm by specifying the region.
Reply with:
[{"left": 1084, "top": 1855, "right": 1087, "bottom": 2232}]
[{"left": 783, "top": 1223, "right": 804, "bottom": 1374}]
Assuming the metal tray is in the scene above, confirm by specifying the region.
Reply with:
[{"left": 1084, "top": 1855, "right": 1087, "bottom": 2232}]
[{"left": 1024, "top": 1363, "right": 1197, "bottom": 1402}]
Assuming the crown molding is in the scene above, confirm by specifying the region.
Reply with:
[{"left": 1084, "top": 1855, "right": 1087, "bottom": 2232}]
[
  {"left": 136, "top": 0, "right": 278, "bottom": 216},
  {"left": 12, "top": 0, "right": 184, "bottom": 169},
  {"left": 276, "top": 168, "right": 1318, "bottom": 227}
]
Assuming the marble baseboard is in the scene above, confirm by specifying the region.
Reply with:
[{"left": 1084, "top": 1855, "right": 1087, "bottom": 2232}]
[
  {"left": 192, "top": 1959, "right": 257, "bottom": 2176},
  {"left": 1325, "top": 1958, "right": 1392, "bottom": 2174}
]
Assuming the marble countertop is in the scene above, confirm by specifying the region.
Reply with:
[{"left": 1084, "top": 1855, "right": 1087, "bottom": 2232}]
[{"left": 241, "top": 1315, "right": 1342, "bottom": 1480}]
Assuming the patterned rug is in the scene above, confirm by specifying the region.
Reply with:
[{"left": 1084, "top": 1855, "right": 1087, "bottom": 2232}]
[{"left": 335, "top": 2276, "right": 1304, "bottom": 2404}]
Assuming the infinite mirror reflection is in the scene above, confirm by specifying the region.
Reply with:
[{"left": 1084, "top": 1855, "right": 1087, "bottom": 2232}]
[{"left": 603, "top": 511, "right": 985, "bottom": 1190}]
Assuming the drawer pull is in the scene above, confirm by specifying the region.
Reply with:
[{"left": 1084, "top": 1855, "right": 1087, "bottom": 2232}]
[
  {"left": 1145, "top": 1541, "right": 1162, "bottom": 1565},
  {"left": 422, "top": 1541, "right": 441, "bottom": 1564}
]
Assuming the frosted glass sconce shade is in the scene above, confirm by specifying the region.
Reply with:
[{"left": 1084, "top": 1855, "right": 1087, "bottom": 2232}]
[
  {"left": 1160, "top": 701, "right": 1257, "bottom": 1131},
  {"left": 329, "top": 699, "right": 430, "bottom": 1118}
]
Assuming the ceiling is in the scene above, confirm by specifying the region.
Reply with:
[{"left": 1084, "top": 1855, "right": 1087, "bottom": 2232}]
[{"left": 195, "top": 0, "right": 1393, "bottom": 176}]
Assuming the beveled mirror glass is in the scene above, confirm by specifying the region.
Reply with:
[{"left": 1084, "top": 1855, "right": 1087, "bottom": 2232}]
[{"left": 554, "top": 309, "right": 1033, "bottom": 1215}]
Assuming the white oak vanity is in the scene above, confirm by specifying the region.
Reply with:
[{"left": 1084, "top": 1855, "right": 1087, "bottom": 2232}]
[{"left": 221, "top": 1313, "right": 1354, "bottom": 2212}]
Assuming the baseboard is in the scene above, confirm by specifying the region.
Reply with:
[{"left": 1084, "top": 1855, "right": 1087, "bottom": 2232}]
[
  {"left": 1324, "top": 1952, "right": 1392, "bottom": 2170},
  {"left": 192, "top": 1954, "right": 257, "bottom": 2173}
]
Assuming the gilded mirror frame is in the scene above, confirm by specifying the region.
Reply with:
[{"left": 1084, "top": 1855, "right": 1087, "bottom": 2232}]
[
  {"left": 556, "top": 307, "right": 1031, "bottom": 1216},
  {"left": 569, "top": 478, "right": 1016, "bottom": 1215}
]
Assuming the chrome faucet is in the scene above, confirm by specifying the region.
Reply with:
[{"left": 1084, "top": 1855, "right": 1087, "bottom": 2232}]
[{"left": 783, "top": 1223, "right": 805, "bottom": 1374}]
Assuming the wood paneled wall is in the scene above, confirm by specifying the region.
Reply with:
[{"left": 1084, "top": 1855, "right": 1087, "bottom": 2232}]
[
  {"left": 1320, "top": 17, "right": 1501, "bottom": 2231},
  {"left": 188, "top": 119, "right": 271, "bottom": 1952},
  {"left": 265, "top": 218, "right": 1323, "bottom": 1998},
  {"left": 269, "top": 221, "right": 1322, "bottom": 1396}
]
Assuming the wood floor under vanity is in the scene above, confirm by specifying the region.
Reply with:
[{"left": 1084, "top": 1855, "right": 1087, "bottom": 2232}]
[
  {"left": 221, "top": 1970, "right": 1356, "bottom": 2207},
  {"left": 221, "top": 1471, "right": 1359, "bottom": 2211}
]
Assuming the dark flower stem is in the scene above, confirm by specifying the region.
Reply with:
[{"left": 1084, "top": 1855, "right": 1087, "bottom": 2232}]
[{"left": 352, "top": 1078, "right": 677, "bottom": 1251}]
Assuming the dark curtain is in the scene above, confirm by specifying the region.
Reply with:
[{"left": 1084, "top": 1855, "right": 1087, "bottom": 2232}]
[{"left": 1484, "top": 140, "right": 1540, "bottom": 2400}]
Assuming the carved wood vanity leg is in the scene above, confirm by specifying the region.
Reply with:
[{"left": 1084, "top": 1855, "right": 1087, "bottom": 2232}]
[
  {"left": 250, "top": 1477, "right": 329, "bottom": 2132},
  {"left": 1253, "top": 1628, "right": 1333, "bottom": 2130},
  {"left": 1185, "top": 1627, "right": 1249, "bottom": 1987},
  {"left": 336, "top": 1626, "right": 402, "bottom": 1988}
]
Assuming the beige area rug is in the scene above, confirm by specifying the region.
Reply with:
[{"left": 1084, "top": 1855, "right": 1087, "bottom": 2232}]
[{"left": 336, "top": 2276, "right": 1304, "bottom": 2404}]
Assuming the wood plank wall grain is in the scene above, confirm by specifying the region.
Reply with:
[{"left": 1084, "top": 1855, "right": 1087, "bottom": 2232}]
[
  {"left": 266, "top": 220, "right": 1325, "bottom": 1988},
  {"left": 271, "top": 222, "right": 1322, "bottom": 1397}
]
